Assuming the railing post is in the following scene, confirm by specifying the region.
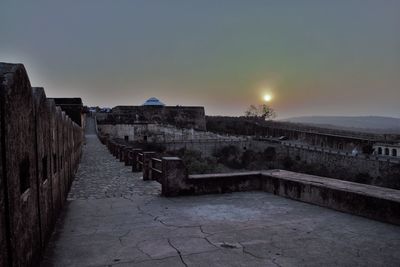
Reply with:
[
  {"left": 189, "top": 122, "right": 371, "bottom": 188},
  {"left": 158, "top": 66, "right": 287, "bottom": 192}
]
[
  {"left": 112, "top": 141, "right": 118, "bottom": 157},
  {"left": 131, "top": 149, "right": 143, "bottom": 172},
  {"left": 114, "top": 143, "right": 119, "bottom": 158},
  {"left": 109, "top": 140, "right": 114, "bottom": 155},
  {"left": 107, "top": 140, "right": 112, "bottom": 154},
  {"left": 119, "top": 145, "right": 126, "bottom": 162},
  {"left": 116, "top": 144, "right": 122, "bottom": 159},
  {"left": 161, "top": 157, "right": 191, "bottom": 197},
  {"left": 123, "top": 147, "right": 133, "bottom": 166},
  {"left": 142, "top": 152, "right": 156, "bottom": 180}
]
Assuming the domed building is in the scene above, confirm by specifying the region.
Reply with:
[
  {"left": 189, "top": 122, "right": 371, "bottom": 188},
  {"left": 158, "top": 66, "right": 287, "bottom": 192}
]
[
  {"left": 101, "top": 97, "right": 207, "bottom": 138},
  {"left": 142, "top": 97, "right": 165, "bottom": 106}
]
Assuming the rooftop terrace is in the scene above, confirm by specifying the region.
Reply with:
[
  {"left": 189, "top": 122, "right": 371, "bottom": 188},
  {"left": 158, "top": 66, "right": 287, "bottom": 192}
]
[{"left": 41, "top": 118, "right": 400, "bottom": 266}]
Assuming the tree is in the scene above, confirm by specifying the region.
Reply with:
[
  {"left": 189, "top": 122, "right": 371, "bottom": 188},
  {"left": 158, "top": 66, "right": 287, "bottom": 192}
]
[{"left": 245, "top": 104, "right": 276, "bottom": 120}]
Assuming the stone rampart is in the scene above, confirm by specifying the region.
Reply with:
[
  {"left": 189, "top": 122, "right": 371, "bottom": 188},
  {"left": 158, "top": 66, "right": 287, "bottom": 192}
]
[
  {"left": 0, "top": 63, "right": 83, "bottom": 267},
  {"left": 97, "top": 123, "right": 226, "bottom": 143},
  {"left": 276, "top": 144, "right": 400, "bottom": 187}
]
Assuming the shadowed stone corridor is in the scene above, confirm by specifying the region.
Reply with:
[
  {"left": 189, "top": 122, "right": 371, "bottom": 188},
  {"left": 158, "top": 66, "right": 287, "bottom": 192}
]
[{"left": 41, "top": 118, "right": 400, "bottom": 267}]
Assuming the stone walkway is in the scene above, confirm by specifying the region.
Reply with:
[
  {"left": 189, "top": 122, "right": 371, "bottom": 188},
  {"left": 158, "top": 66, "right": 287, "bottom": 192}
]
[
  {"left": 41, "top": 118, "right": 400, "bottom": 267},
  {"left": 67, "top": 118, "right": 160, "bottom": 200}
]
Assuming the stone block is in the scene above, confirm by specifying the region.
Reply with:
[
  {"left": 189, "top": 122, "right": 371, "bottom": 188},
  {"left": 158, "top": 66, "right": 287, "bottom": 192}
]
[
  {"left": 49, "top": 100, "right": 62, "bottom": 216},
  {"left": 62, "top": 112, "right": 69, "bottom": 199},
  {"left": 119, "top": 145, "right": 126, "bottom": 162},
  {"left": 161, "top": 157, "right": 191, "bottom": 196},
  {"left": 142, "top": 152, "right": 156, "bottom": 181},
  {"left": 57, "top": 108, "right": 66, "bottom": 206},
  {"left": 0, "top": 75, "right": 9, "bottom": 267},
  {"left": 65, "top": 118, "right": 72, "bottom": 190},
  {"left": 0, "top": 63, "right": 41, "bottom": 266},
  {"left": 32, "top": 87, "right": 54, "bottom": 247},
  {"left": 130, "top": 149, "right": 142, "bottom": 172},
  {"left": 123, "top": 146, "right": 133, "bottom": 166}
]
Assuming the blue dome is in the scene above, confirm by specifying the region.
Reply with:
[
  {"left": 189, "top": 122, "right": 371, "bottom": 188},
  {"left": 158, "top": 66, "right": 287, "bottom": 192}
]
[{"left": 142, "top": 97, "right": 165, "bottom": 106}]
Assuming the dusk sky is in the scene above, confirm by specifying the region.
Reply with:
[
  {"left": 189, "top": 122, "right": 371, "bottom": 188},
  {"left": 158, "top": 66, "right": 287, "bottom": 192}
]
[{"left": 1, "top": 1, "right": 399, "bottom": 119}]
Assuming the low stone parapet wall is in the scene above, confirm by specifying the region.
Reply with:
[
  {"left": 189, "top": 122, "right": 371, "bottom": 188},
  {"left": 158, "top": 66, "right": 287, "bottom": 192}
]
[{"left": 160, "top": 158, "right": 400, "bottom": 226}]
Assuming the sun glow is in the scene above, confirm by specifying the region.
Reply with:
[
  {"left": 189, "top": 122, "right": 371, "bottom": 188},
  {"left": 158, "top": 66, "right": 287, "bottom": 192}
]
[{"left": 263, "top": 94, "right": 272, "bottom": 102}]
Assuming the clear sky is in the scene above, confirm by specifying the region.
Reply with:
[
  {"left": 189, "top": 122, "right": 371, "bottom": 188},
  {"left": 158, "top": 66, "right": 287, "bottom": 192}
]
[{"left": 1, "top": 0, "right": 399, "bottom": 119}]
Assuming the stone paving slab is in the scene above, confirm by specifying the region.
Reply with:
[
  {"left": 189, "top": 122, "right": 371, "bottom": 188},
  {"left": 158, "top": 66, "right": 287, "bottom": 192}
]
[
  {"left": 42, "top": 192, "right": 400, "bottom": 267},
  {"left": 41, "top": 118, "right": 400, "bottom": 266}
]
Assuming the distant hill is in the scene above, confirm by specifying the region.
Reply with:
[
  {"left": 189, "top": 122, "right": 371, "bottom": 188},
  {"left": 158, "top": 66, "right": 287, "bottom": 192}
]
[{"left": 283, "top": 116, "right": 400, "bottom": 134}]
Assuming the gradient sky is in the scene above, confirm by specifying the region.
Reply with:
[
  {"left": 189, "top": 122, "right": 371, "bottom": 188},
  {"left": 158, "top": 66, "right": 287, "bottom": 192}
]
[{"left": 1, "top": 0, "right": 399, "bottom": 119}]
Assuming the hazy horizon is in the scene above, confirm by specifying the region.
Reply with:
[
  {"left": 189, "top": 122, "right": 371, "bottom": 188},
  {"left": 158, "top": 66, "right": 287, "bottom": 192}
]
[{"left": 1, "top": 1, "right": 399, "bottom": 119}]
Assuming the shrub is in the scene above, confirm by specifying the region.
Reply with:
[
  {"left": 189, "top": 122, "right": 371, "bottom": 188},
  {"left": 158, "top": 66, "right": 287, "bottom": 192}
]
[
  {"left": 263, "top": 147, "right": 276, "bottom": 161},
  {"left": 214, "top": 145, "right": 243, "bottom": 169},
  {"left": 353, "top": 173, "right": 373, "bottom": 184},
  {"left": 241, "top": 150, "right": 257, "bottom": 168},
  {"left": 282, "top": 156, "right": 294, "bottom": 169},
  {"left": 167, "top": 148, "right": 218, "bottom": 174}
]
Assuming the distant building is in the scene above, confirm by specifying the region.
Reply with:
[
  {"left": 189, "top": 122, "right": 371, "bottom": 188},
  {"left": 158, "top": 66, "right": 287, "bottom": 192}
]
[
  {"left": 96, "top": 97, "right": 206, "bottom": 132},
  {"left": 142, "top": 97, "right": 165, "bottom": 106},
  {"left": 373, "top": 143, "right": 400, "bottom": 157}
]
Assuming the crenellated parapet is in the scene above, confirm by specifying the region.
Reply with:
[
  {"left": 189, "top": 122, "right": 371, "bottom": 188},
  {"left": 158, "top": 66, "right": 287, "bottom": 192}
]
[{"left": 0, "top": 63, "right": 84, "bottom": 267}]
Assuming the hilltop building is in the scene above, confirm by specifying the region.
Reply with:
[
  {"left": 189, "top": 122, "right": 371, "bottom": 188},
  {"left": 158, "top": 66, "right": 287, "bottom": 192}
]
[{"left": 96, "top": 97, "right": 207, "bottom": 142}]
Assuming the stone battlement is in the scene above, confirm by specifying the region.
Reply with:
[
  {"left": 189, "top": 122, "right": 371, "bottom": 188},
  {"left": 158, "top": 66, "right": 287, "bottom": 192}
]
[{"left": 0, "top": 63, "right": 84, "bottom": 267}]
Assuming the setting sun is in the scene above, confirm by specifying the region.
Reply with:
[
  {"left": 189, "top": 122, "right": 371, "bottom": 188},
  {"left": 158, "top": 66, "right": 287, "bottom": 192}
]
[{"left": 263, "top": 94, "right": 272, "bottom": 102}]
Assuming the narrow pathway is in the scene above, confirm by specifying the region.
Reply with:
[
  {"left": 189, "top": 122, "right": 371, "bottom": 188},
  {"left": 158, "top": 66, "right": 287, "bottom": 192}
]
[
  {"left": 68, "top": 117, "right": 160, "bottom": 200},
  {"left": 41, "top": 117, "right": 400, "bottom": 267}
]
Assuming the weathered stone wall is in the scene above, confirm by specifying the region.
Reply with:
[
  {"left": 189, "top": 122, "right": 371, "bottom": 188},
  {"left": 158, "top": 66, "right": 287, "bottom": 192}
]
[
  {"left": 0, "top": 84, "right": 9, "bottom": 267},
  {"left": 0, "top": 63, "right": 83, "bottom": 267},
  {"left": 162, "top": 140, "right": 253, "bottom": 157},
  {"left": 49, "top": 100, "right": 62, "bottom": 217},
  {"left": 210, "top": 140, "right": 400, "bottom": 188},
  {"left": 1, "top": 63, "right": 42, "bottom": 267},
  {"left": 207, "top": 116, "right": 400, "bottom": 153},
  {"left": 32, "top": 87, "right": 53, "bottom": 250},
  {"left": 97, "top": 123, "right": 243, "bottom": 145},
  {"left": 276, "top": 145, "right": 400, "bottom": 185}
]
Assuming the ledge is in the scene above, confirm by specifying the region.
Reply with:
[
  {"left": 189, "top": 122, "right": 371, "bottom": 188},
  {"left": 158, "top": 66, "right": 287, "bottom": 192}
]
[{"left": 163, "top": 167, "right": 400, "bottom": 225}]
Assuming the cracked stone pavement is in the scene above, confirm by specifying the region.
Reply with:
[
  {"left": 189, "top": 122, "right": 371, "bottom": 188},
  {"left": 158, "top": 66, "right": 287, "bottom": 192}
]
[{"left": 41, "top": 118, "right": 400, "bottom": 266}]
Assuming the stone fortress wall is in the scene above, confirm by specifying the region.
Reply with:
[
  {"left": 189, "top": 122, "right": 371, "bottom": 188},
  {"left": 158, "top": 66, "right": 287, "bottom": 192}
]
[
  {"left": 98, "top": 105, "right": 207, "bottom": 131},
  {"left": 206, "top": 116, "right": 400, "bottom": 153},
  {"left": 275, "top": 144, "right": 399, "bottom": 183},
  {"left": 99, "top": 111, "right": 400, "bottom": 188},
  {"left": 97, "top": 123, "right": 225, "bottom": 143},
  {"left": 97, "top": 121, "right": 253, "bottom": 157},
  {"left": 0, "top": 63, "right": 84, "bottom": 267}
]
